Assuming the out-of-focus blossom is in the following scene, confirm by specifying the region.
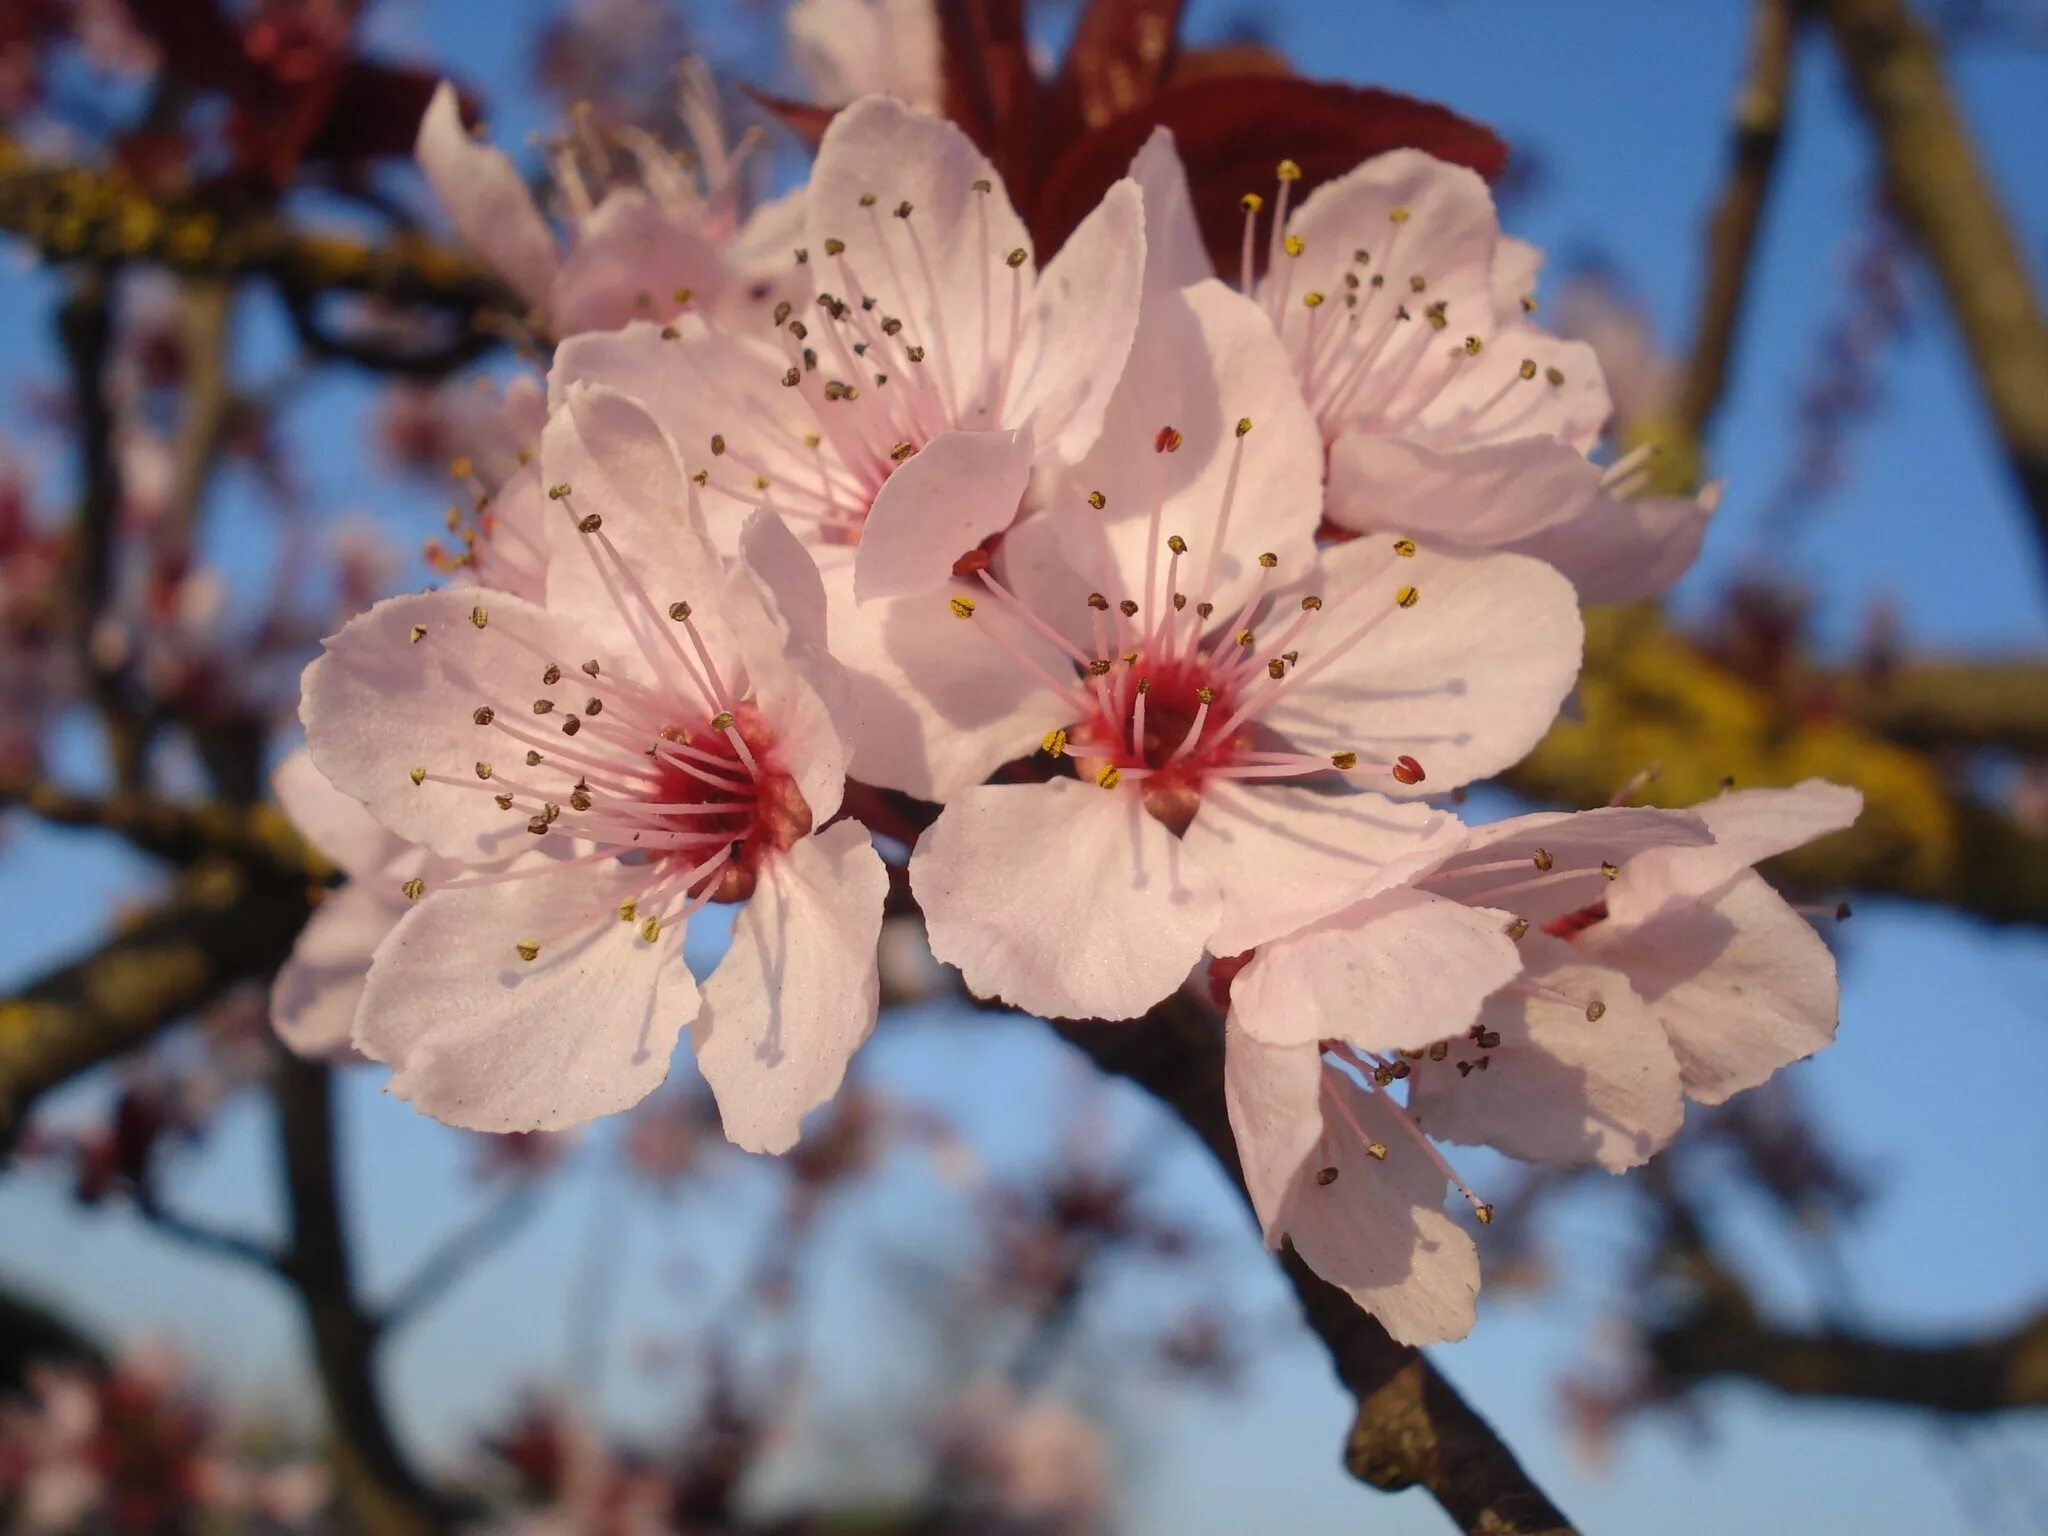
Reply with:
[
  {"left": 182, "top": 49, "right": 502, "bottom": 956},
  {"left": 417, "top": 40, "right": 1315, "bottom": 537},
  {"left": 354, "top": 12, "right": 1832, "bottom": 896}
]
[
  {"left": 416, "top": 68, "right": 801, "bottom": 337},
  {"left": 787, "top": 0, "right": 942, "bottom": 115},
  {"left": 931, "top": 1382, "right": 1108, "bottom": 1536},
  {"left": 0, "top": 445, "right": 73, "bottom": 777}
]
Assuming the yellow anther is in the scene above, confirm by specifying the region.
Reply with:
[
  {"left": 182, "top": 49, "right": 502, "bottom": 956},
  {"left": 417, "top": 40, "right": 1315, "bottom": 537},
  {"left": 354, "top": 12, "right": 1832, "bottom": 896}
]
[
  {"left": 1167, "top": 534, "right": 1188, "bottom": 554},
  {"left": 1463, "top": 335, "right": 1483, "bottom": 356},
  {"left": 473, "top": 706, "right": 496, "bottom": 725},
  {"left": 449, "top": 456, "right": 473, "bottom": 481},
  {"left": 1006, "top": 247, "right": 1028, "bottom": 268},
  {"left": 1303, "top": 291, "right": 1325, "bottom": 308},
  {"left": 1042, "top": 728, "right": 1068, "bottom": 759},
  {"left": 1395, "top": 585, "right": 1419, "bottom": 609},
  {"left": 1239, "top": 192, "right": 1264, "bottom": 213},
  {"left": 1474, "top": 1204, "right": 1495, "bottom": 1225},
  {"left": 711, "top": 710, "right": 737, "bottom": 731},
  {"left": 1532, "top": 848, "right": 1554, "bottom": 872},
  {"left": 516, "top": 940, "right": 540, "bottom": 962},
  {"left": 1504, "top": 916, "right": 1530, "bottom": 941},
  {"left": 1585, "top": 1000, "right": 1607, "bottom": 1022},
  {"left": 1236, "top": 417, "right": 1253, "bottom": 437},
  {"left": 1389, "top": 205, "right": 1411, "bottom": 223},
  {"left": 858, "top": 193, "right": 877, "bottom": 207},
  {"left": 1330, "top": 751, "right": 1359, "bottom": 771},
  {"left": 1235, "top": 628, "right": 1255, "bottom": 648},
  {"left": 410, "top": 624, "right": 427, "bottom": 644},
  {"left": 641, "top": 916, "right": 663, "bottom": 942},
  {"left": 547, "top": 482, "right": 570, "bottom": 500},
  {"left": 1545, "top": 366, "right": 1566, "bottom": 386},
  {"left": 475, "top": 762, "right": 493, "bottom": 780},
  {"left": 1392, "top": 537, "right": 1417, "bottom": 557},
  {"left": 1276, "top": 158, "right": 1303, "bottom": 182},
  {"left": 1520, "top": 294, "right": 1538, "bottom": 313},
  {"left": 409, "top": 766, "right": 425, "bottom": 785},
  {"left": 949, "top": 596, "right": 976, "bottom": 619},
  {"left": 401, "top": 878, "right": 424, "bottom": 902},
  {"left": 1366, "top": 1142, "right": 1389, "bottom": 1161},
  {"left": 1409, "top": 274, "right": 1427, "bottom": 293},
  {"left": 1601, "top": 861, "right": 1620, "bottom": 880},
  {"left": 1282, "top": 234, "right": 1305, "bottom": 258},
  {"left": 1258, "top": 551, "right": 1278, "bottom": 568},
  {"left": 669, "top": 601, "right": 692, "bottom": 621},
  {"left": 823, "top": 237, "right": 846, "bottom": 256},
  {"left": 1301, "top": 594, "right": 1323, "bottom": 611},
  {"left": 578, "top": 513, "right": 602, "bottom": 533},
  {"left": 672, "top": 287, "right": 693, "bottom": 306},
  {"left": 1519, "top": 358, "right": 1538, "bottom": 380},
  {"left": 470, "top": 606, "right": 489, "bottom": 629},
  {"left": 618, "top": 900, "right": 637, "bottom": 922},
  {"left": 1087, "top": 490, "right": 1107, "bottom": 509},
  {"left": 1087, "top": 658, "right": 1113, "bottom": 676},
  {"left": 1095, "top": 764, "right": 1122, "bottom": 790},
  {"left": 1196, "top": 686, "right": 1215, "bottom": 704}
]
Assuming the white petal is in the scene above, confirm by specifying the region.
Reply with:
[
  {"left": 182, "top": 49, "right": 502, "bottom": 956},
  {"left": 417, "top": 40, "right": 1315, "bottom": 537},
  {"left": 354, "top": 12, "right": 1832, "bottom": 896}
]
[
  {"left": 272, "top": 748, "right": 389, "bottom": 879},
  {"left": 355, "top": 857, "right": 699, "bottom": 1131},
  {"left": 912, "top": 778, "right": 1221, "bottom": 1020},
  {"left": 1231, "top": 887, "right": 1522, "bottom": 1052},
  {"left": 271, "top": 882, "right": 395, "bottom": 1059},
  {"left": 415, "top": 83, "right": 557, "bottom": 310},
  {"left": 1128, "top": 128, "right": 1214, "bottom": 291},
  {"left": 692, "top": 821, "right": 888, "bottom": 1153},
  {"left": 1183, "top": 782, "right": 1463, "bottom": 956}
]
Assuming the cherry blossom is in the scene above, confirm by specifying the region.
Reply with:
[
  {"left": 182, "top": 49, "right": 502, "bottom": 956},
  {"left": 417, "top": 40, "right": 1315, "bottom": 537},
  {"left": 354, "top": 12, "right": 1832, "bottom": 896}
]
[
  {"left": 787, "top": 0, "right": 942, "bottom": 115},
  {"left": 1130, "top": 131, "right": 1713, "bottom": 601},
  {"left": 300, "top": 385, "right": 885, "bottom": 1149},
  {"left": 909, "top": 276, "right": 1583, "bottom": 1021},
  {"left": 554, "top": 94, "right": 1147, "bottom": 798},
  {"left": 417, "top": 68, "right": 801, "bottom": 337},
  {"left": 1222, "top": 780, "right": 1860, "bottom": 1343}
]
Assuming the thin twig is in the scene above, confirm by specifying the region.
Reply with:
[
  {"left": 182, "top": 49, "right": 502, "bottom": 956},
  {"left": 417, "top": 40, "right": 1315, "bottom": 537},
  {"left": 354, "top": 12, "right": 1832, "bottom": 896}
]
[{"left": 1815, "top": 0, "right": 2048, "bottom": 575}]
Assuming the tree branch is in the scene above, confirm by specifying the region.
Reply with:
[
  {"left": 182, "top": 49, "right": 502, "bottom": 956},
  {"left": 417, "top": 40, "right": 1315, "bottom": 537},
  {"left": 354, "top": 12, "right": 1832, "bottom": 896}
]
[
  {"left": 0, "top": 771, "right": 324, "bottom": 875},
  {"left": 0, "top": 133, "right": 514, "bottom": 318},
  {"left": 0, "top": 859, "right": 314, "bottom": 1148},
  {"left": 1509, "top": 607, "right": 2048, "bottom": 925},
  {"left": 1648, "top": 1301, "right": 2048, "bottom": 1414},
  {"left": 272, "top": 1056, "right": 457, "bottom": 1536},
  {"left": 1815, "top": 0, "right": 2048, "bottom": 570},
  {"left": 1676, "top": 0, "right": 1801, "bottom": 445},
  {"left": 1049, "top": 1000, "right": 1576, "bottom": 1536}
]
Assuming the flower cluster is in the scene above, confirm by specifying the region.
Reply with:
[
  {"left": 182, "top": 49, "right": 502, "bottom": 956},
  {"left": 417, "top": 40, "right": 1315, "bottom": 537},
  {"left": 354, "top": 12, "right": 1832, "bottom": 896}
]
[{"left": 284, "top": 80, "right": 1859, "bottom": 1343}]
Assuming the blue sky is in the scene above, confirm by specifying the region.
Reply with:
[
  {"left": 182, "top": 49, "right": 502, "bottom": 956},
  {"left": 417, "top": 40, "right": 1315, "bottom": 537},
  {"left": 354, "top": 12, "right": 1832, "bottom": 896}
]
[{"left": 3, "top": 2, "right": 2046, "bottom": 1531}]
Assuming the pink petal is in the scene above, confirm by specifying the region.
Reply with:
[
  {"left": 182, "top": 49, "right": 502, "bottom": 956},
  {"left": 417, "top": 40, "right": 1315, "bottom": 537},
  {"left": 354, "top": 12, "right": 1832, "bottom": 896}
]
[
  {"left": 355, "top": 857, "right": 698, "bottom": 1131},
  {"left": 415, "top": 82, "right": 557, "bottom": 311},
  {"left": 692, "top": 820, "right": 889, "bottom": 1153},
  {"left": 740, "top": 508, "right": 830, "bottom": 653},
  {"left": 1004, "top": 178, "right": 1147, "bottom": 457},
  {"left": 1408, "top": 933, "right": 1681, "bottom": 1171},
  {"left": 1410, "top": 329, "right": 1610, "bottom": 454},
  {"left": 853, "top": 427, "right": 1034, "bottom": 603},
  {"left": 272, "top": 748, "right": 389, "bottom": 879},
  {"left": 551, "top": 189, "right": 729, "bottom": 334},
  {"left": 1607, "top": 780, "right": 1863, "bottom": 927},
  {"left": 807, "top": 97, "right": 1033, "bottom": 426},
  {"left": 1049, "top": 279, "right": 1323, "bottom": 623},
  {"left": 1221, "top": 1021, "right": 1323, "bottom": 1243},
  {"left": 1182, "top": 782, "right": 1463, "bottom": 956},
  {"left": 1265, "top": 541, "right": 1582, "bottom": 794},
  {"left": 301, "top": 588, "right": 603, "bottom": 861},
  {"left": 1287, "top": 1070, "right": 1481, "bottom": 1346},
  {"left": 1127, "top": 128, "right": 1214, "bottom": 292},
  {"left": 1423, "top": 806, "right": 1712, "bottom": 928},
  {"left": 1491, "top": 235, "right": 1543, "bottom": 321},
  {"left": 912, "top": 779, "right": 1221, "bottom": 1020},
  {"left": 271, "top": 882, "right": 394, "bottom": 1059},
  {"left": 1231, "top": 887, "right": 1522, "bottom": 1052},
  {"left": 828, "top": 567, "right": 1066, "bottom": 800},
  {"left": 1588, "top": 870, "right": 1838, "bottom": 1104}
]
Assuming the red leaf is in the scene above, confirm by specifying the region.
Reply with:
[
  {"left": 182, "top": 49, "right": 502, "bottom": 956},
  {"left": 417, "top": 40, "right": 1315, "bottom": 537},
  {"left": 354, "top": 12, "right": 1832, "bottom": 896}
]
[
  {"left": 300, "top": 60, "right": 451, "bottom": 165},
  {"left": 1032, "top": 75, "right": 1509, "bottom": 269}
]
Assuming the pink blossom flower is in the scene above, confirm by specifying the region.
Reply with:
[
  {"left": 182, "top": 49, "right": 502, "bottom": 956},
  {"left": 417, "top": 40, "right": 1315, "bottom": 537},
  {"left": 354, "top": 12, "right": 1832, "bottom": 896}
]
[
  {"left": 907, "top": 277, "right": 1582, "bottom": 1021},
  {"left": 1131, "top": 133, "right": 1712, "bottom": 601},
  {"left": 300, "top": 385, "right": 886, "bottom": 1149},
  {"left": 1222, "top": 780, "right": 1859, "bottom": 1343},
  {"left": 787, "top": 0, "right": 943, "bottom": 115},
  {"left": 270, "top": 748, "right": 447, "bottom": 1059},
  {"left": 417, "top": 69, "right": 800, "bottom": 338},
  {"left": 554, "top": 94, "right": 1148, "bottom": 798}
]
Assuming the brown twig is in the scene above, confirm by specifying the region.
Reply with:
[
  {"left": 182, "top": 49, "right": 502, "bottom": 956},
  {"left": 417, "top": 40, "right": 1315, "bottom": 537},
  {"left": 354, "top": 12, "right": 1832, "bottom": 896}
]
[
  {"left": 272, "top": 1056, "right": 458, "bottom": 1536},
  {"left": 1815, "top": 0, "right": 2048, "bottom": 571},
  {"left": 0, "top": 771, "right": 323, "bottom": 876},
  {"left": 0, "top": 859, "right": 314, "bottom": 1149},
  {"left": 1049, "top": 1000, "right": 1576, "bottom": 1536},
  {"left": 1676, "top": 0, "right": 1802, "bottom": 444}
]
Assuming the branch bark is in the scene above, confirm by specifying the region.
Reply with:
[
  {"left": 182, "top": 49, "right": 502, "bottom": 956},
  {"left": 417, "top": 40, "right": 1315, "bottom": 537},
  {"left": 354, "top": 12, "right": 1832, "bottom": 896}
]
[
  {"left": 272, "top": 1056, "right": 457, "bottom": 1536},
  {"left": 1050, "top": 1001, "right": 1576, "bottom": 1536},
  {"left": 1815, "top": 0, "right": 2048, "bottom": 570},
  {"left": 1677, "top": 0, "right": 1801, "bottom": 443},
  {"left": 0, "top": 859, "right": 313, "bottom": 1147}
]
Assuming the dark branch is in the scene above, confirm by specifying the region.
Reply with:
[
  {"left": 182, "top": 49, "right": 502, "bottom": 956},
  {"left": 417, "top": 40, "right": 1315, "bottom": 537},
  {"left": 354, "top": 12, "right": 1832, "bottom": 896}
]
[
  {"left": 1048, "top": 999, "right": 1577, "bottom": 1536},
  {"left": 1816, "top": 0, "right": 2048, "bottom": 574},
  {"left": 0, "top": 772, "right": 325, "bottom": 876}
]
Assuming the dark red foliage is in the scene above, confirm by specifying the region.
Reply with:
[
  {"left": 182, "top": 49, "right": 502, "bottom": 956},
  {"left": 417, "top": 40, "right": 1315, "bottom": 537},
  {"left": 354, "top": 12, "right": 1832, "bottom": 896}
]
[{"left": 752, "top": 0, "right": 1508, "bottom": 271}]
